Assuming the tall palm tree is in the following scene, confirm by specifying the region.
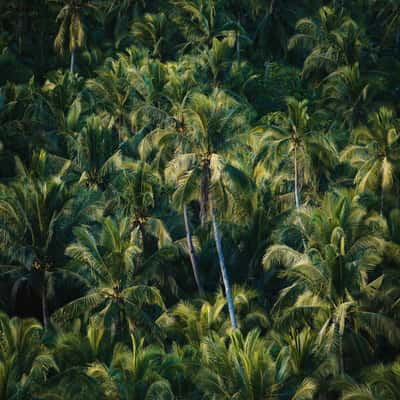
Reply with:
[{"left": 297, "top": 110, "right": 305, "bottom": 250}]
[
  {"left": 341, "top": 107, "right": 400, "bottom": 215},
  {"left": 253, "top": 97, "right": 337, "bottom": 211},
  {"left": 163, "top": 89, "right": 255, "bottom": 329},
  {"left": 288, "top": 6, "right": 364, "bottom": 82},
  {"left": 264, "top": 190, "right": 400, "bottom": 375},
  {"left": 0, "top": 151, "right": 101, "bottom": 329},
  {"left": 53, "top": 0, "right": 87, "bottom": 74},
  {"left": 52, "top": 216, "right": 165, "bottom": 340},
  {"left": 112, "top": 160, "right": 172, "bottom": 257},
  {"left": 69, "top": 115, "right": 122, "bottom": 189}
]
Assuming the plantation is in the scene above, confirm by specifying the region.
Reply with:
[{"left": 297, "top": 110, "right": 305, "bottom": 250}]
[{"left": 1, "top": 1, "right": 400, "bottom": 398}]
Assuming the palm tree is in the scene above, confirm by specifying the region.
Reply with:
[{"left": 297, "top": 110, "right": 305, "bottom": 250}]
[
  {"left": 112, "top": 160, "right": 172, "bottom": 257},
  {"left": 132, "top": 13, "right": 170, "bottom": 60},
  {"left": 171, "top": 0, "right": 220, "bottom": 50},
  {"left": 162, "top": 89, "right": 255, "bottom": 329},
  {"left": 0, "top": 312, "right": 58, "bottom": 399},
  {"left": 341, "top": 107, "right": 400, "bottom": 215},
  {"left": 288, "top": 6, "right": 364, "bottom": 82},
  {"left": 340, "top": 360, "right": 400, "bottom": 399},
  {"left": 198, "top": 329, "right": 279, "bottom": 400},
  {"left": 69, "top": 115, "right": 122, "bottom": 189},
  {"left": 273, "top": 327, "right": 336, "bottom": 399},
  {"left": 53, "top": 0, "right": 87, "bottom": 74},
  {"left": 0, "top": 151, "right": 101, "bottom": 329},
  {"left": 86, "top": 335, "right": 181, "bottom": 399},
  {"left": 52, "top": 216, "right": 165, "bottom": 340},
  {"left": 159, "top": 286, "right": 268, "bottom": 344},
  {"left": 321, "top": 63, "right": 372, "bottom": 129},
  {"left": 253, "top": 97, "right": 337, "bottom": 211},
  {"left": 264, "top": 190, "right": 400, "bottom": 375},
  {"left": 86, "top": 53, "right": 169, "bottom": 138}
]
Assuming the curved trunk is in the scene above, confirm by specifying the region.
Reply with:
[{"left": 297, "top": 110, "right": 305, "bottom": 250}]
[
  {"left": 211, "top": 203, "right": 238, "bottom": 330},
  {"left": 184, "top": 205, "right": 204, "bottom": 295}
]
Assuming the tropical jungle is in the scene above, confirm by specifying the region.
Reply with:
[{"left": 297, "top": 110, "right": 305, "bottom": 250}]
[{"left": 1, "top": 0, "right": 400, "bottom": 399}]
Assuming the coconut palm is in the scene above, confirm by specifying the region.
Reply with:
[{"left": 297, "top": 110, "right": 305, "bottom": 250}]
[
  {"left": 321, "top": 63, "right": 372, "bottom": 129},
  {"left": 86, "top": 334, "right": 182, "bottom": 399},
  {"left": 53, "top": 0, "right": 87, "bottom": 74},
  {"left": 69, "top": 115, "right": 122, "bottom": 189},
  {"left": 197, "top": 329, "right": 279, "bottom": 400},
  {"left": 288, "top": 6, "right": 364, "bottom": 82},
  {"left": 162, "top": 89, "right": 255, "bottom": 329},
  {"left": 0, "top": 312, "right": 58, "bottom": 399},
  {"left": 159, "top": 286, "right": 268, "bottom": 345},
  {"left": 253, "top": 97, "right": 337, "bottom": 211},
  {"left": 171, "top": 0, "right": 221, "bottom": 50},
  {"left": 340, "top": 359, "right": 400, "bottom": 400},
  {"left": 341, "top": 107, "right": 400, "bottom": 215},
  {"left": 264, "top": 190, "right": 400, "bottom": 375},
  {"left": 111, "top": 160, "right": 171, "bottom": 257},
  {"left": 0, "top": 150, "right": 102, "bottom": 329},
  {"left": 52, "top": 216, "right": 165, "bottom": 340},
  {"left": 132, "top": 13, "right": 171, "bottom": 60}
]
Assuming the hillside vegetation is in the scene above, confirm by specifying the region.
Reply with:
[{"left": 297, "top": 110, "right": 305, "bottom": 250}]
[{"left": 1, "top": 1, "right": 400, "bottom": 399}]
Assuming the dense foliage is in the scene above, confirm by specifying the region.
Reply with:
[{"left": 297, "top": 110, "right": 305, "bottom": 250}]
[{"left": 1, "top": 0, "right": 400, "bottom": 398}]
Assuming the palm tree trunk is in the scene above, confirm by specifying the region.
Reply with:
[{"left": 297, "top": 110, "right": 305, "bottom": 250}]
[
  {"left": 41, "top": 281, "right": 48, "bottom": 331},
  {"left": 211, "top": 204, "right": 238, "bottom": 330},
  {"left": 264, "top": 61, "right": 270, "bottom": 81},
  {"left": 294, "top": 145, "right": 301, "bottom": 209},
  {"left": 200, "top": 163, "right": 210, "bottom": 226},
  {"left": 70, "top": 50, "right": 75, "bottom": 74},
  {"left": 236, "top": 15, "right": 241, "bottom": 63},
  {"left": 184, "top": 205, "right": 204, "bottom": 295}
]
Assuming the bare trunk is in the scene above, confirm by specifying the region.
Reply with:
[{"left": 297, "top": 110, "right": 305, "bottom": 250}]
[
  {"left": 139, "top": 223, "right": 148, "bottom": 258},
  {"left": 211, "top": 204, "right": 238, "bottom": 330},
  {"left": 293, "top": 145, "right": 307, "bottom": 249},
  {"left": 184, "top": 205, "right": 204, "bottom": 295},
  {"left": 41, "top": 281, "right": 48, "bottom": 331},
  {"left": 264, "top": 61, "right": 270, "bottom": 81},
  {"left": 294, "top": 145, "right": 301, "bottom": 209},
  {"left": 70, "top": 50, "right": 75, "bottom": 74},
  {"left": 380, "top": 185, "right": 384, "bottom": 216},
  {"left": 200, "top": 163, "right": 210, "bottom": 226},
  {"left": 236, "top": 16, "right": 241, "bottom": 63},
  {"left": 269, "top": 0, "right": 276, "bottom": 14}
]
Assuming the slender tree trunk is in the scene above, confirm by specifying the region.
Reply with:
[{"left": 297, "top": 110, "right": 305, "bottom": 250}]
[
  {"left": 339, "top": 330, "right": 344, "bottom": 376},
  {"left": 293, "top": 144, "right": 308, "bottom": 249},
  {"left": 236, "top": 15, "right": 241, "bottom": 63},
  {"left": 211, "top": 204, "right": 238, "bottom": 330},
  {"left": 70, "top": 50, "right": 75, "bottom": 74},
  {"left": 236, "top": 30, "right": 240, "bottom": 63},
  {"left": 139, "top": 223, "right": 148, "bottom": 258},
  {"left": 269, "top": 0, "right": 276, "bottom": 14},
  {"left": 184, "top": 205, "right": 204, "bottom": 295},
  {"left": 264, "top": 61, "right": 270, "bottom": 81},
  {"left": 200, "top": 163, "right": 210, "bottom": 226},
  {"left": 380, "top": 185, "right": 384, "bottom": 217},
  {"left": 41, "top": 280, "right": 48, "bottom": 331},
  {"left": 293, "top": 145, "right": 301, "bottom": 209}
]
